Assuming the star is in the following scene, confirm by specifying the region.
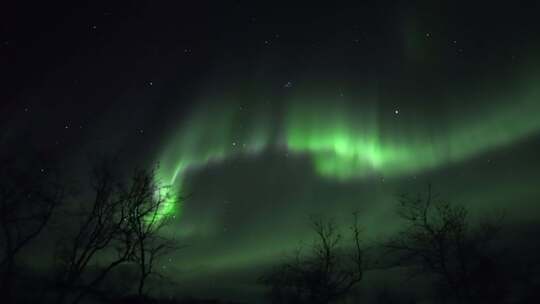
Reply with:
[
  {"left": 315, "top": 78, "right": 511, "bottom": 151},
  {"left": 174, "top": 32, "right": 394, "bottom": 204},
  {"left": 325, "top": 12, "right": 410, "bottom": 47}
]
[{"left": 394, "top": 109, "right": 399, "bottom": 115}]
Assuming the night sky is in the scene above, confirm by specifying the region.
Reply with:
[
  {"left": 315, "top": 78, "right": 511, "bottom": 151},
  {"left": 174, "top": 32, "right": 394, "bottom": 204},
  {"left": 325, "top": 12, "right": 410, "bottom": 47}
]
[{"left": 3, "top": 1, "right": 540, "bottom": 302}]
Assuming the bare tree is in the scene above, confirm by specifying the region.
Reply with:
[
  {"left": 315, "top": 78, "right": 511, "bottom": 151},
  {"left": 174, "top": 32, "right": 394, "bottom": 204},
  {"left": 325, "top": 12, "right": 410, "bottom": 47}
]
[
  {"left": 0, "top": 157, "right": 63, "bottom": 304},
  {"left": 55, "top": 161, "right": 133, "bottom": 304},
  {"left": 121, "top": 169, "right": 178, "bottom": 296},
  {"left": 55, "top": 162, "right": 179, "bottom": 304},
  {"left": 384, "top": 184, "right": 506, "bottom": 304},
  {"left": 260, "top": 213, "right": 364, "bottom": 304}
]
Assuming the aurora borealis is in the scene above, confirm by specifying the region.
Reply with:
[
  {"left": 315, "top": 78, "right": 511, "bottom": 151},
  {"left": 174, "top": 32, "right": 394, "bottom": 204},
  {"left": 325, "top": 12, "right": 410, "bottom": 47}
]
[
  {"left": 4, "top": 1, "right": 540, "bottom": 302},
  {"left": 155, "top": 71, "right": 540, "bottom": 221}
]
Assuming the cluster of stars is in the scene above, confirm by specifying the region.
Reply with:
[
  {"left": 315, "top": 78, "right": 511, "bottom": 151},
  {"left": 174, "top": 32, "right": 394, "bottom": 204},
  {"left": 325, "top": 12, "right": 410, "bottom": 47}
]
[{"left": 263, "top": 33, "right": 281, "bottom": 46}]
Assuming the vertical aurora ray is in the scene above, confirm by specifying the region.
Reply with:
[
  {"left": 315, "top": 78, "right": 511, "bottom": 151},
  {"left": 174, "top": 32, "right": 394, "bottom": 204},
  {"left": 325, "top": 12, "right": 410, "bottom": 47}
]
[{"left": 284, "top": 76, "right": 540, "bottom": 179}]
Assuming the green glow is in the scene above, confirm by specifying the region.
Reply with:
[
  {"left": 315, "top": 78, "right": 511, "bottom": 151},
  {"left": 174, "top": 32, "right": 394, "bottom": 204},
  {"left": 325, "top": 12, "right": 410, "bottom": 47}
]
[
  {"left": 155, "top": 76, "right": 540, "bottom": 221},
  {"left": 285, "top": 78, "right": 540, "bottom": 179},
  {"left": 154, "top": 100, "right": 273, "bottom": 222},
  {"left": 151, "top": 184, "right": 179, "bottom": 223}
]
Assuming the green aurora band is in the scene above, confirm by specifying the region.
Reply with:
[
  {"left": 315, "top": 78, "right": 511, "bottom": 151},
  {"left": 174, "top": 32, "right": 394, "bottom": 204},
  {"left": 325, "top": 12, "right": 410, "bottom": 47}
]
[{"left": 153, "top": 78, "right": 540, "bottom": 222}]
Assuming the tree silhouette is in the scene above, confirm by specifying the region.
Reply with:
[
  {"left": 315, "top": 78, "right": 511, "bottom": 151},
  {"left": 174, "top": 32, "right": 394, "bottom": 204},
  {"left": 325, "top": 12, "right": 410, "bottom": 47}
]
[
  {"left": 0, "top": 156, "right": 64, "bottom": 304},
  {"left": 55, "top": 161, "right": 133, "bottom": 304},
  {"left": 384, "top": 184, "right": 506, "bottom": 304},
  {"left": 260, "top": 213, "right": 364, "bottom": 304},
  {"left": 55, "top": 161, "right": 179, "bottom": 304},
  {"left": 121, "top": 168, "right": 179, "bottom": 296}
]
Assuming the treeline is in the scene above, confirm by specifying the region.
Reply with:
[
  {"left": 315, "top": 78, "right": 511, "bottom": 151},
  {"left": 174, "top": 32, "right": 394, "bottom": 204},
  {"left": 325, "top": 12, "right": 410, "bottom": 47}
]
[
  {"left": 1, "top": 153, "right": 540, "bottom": 304},
  {"left": 0, "top": 155, "right": 178, "bottom": 304},
  {"left": 260, "top": 185, "right": 540, "bottom": 304}
]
